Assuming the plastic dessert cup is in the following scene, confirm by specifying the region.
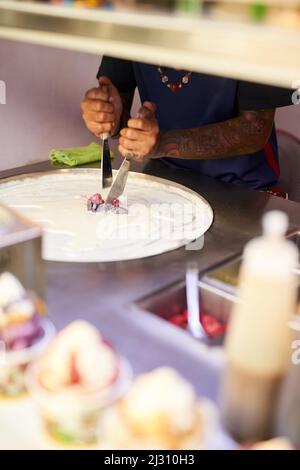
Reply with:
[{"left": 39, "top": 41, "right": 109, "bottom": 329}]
[
  {"left": 0, "top": 318, "right": 56, "bottom": 398},
  {"left": 101, "top": 396, "right": 219, "bottom": 450},
  {"left": 26, "top": 356, "right": 132, "bottom": 446}
]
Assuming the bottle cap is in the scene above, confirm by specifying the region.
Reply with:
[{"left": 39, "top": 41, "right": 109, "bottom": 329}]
[
  {"left": 262, "top": 210, "right": 288, "bottom": 238},
  {"left": 243, "top": 210, "right": 298, "bottom": 277}
]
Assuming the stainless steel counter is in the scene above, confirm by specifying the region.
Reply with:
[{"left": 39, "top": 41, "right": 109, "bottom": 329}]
[{"left": 1, "top": 158, "right": 300, "bottom": 403}]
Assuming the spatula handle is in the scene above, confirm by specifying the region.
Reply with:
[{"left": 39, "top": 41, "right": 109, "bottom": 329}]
[{"left": 99, "top": 84, "right": 111, "bottom": 141}]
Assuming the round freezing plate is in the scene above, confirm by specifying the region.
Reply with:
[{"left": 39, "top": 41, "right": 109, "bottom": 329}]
[{"left": 0, "top": 169, "right": 214, "bottom": 263}]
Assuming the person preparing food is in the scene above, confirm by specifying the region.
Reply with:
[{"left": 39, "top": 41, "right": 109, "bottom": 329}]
[{"left": 81, "top": 56, "right": 294, "bottom": 193}]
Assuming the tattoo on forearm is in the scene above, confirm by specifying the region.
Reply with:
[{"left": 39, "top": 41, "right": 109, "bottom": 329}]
[{"left": 156, "top": 109, "right": 275, "bottom": 160}]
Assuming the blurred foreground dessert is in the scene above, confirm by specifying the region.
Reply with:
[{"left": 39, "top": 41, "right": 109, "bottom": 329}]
[
  {"left": 0, "top": 272, "right": 53, "bottom": 397},
  {"left": 102, "top": 367, "right": 215, "bottom": 449},
  {"left": 26, "top": 321, "right": 132, "bottom": 446},
  {"left": 250, "top": 437, "right": 294, "bottom": 451}
]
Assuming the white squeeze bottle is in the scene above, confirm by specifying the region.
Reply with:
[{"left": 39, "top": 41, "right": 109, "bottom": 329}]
[{"left": 220, "top": 211, "right": 299, "bottom": 442}]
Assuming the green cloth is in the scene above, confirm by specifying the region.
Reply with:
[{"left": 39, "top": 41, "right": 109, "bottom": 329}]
[{"left": 49, "top": 142, "right": 113, "bottom": 167}]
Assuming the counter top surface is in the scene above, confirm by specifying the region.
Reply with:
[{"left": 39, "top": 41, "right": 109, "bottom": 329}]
[{"left": 1, "top": 158, "right": 300, "bottom": 401}]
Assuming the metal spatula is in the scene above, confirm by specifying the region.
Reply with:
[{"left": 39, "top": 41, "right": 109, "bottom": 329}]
[
  {"left": 105, "top": 106, "right": 151, "bottom": 204},
  {"left": 100, "top": 84, "right": 113, "bottom": 189}
]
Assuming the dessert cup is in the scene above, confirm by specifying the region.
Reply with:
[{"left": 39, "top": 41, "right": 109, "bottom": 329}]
[
  {"left": 26, "top": 356, "right": 132, "bottom": 446},
  {"left": 101, "top": 397, "right": 218, "bottom": 450},
  {"left": 0, "top": 318, "right": 56, "bottom": 398}
]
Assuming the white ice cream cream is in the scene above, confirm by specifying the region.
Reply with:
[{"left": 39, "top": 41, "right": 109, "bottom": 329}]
[
  {"left": 39, "top": 321, "right": 118, "bottom": 393},
  {"left": 122, "top": 367, "right": 198, "bottom": 435}
]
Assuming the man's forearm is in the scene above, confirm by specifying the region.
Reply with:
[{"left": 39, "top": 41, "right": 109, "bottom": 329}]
[{"left": 155, "top": 109, "right": 275, "bottom": 160}]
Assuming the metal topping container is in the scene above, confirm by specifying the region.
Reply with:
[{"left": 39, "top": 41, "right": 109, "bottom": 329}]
[{"left": 0, "top": 203, "right": 44, "bottom": 300}]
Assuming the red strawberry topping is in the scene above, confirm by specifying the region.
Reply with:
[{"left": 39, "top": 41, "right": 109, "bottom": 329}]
[
  {"left": 112, "top": 199, "right": 120, "bottom": 208},
  {"left": 90, "top": 193, "right": 103, "bottom": 204},
  {"left": 70, "top": 352, "right": 81, "bottom": 385}
]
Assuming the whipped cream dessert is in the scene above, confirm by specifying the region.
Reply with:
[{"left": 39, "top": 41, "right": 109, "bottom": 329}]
[
  {"left": 38, "top": 321, "right": 119, "bottom": 394},
  {"left": 0, "top": 272, "right": 45, "bottom": 351},
  {"left": 103, "top": 367, "right": 206, "bottom": 449},
  {"left": 28, "top": 321, "right": 128, "bottom": 445},
  {"left": 0, "top": 272, "right": 51, "bottom": 397},
  {"left": 123, "top": 367, "right": 198, "bottom": 435}
]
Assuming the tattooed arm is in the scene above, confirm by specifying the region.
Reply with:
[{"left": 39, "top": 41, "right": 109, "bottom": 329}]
[
  {"left": 119, "top": 107, "right": 275, "bottom": 161},
  {"left": 155, "top": 109, "right": 275, "bottom": 159}
]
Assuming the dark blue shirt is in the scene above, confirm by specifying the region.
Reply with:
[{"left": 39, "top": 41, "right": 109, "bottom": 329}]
[{"left": 98, "top": 58, "right": 293, "bottom": 190}]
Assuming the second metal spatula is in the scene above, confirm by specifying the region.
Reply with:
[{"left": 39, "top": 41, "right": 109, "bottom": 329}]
[
  {"left": 106, "top": 155, "right": 131, "bottom": 204},
  {"left": 105, "top": 106, "right": 151, "bottom": 203}
]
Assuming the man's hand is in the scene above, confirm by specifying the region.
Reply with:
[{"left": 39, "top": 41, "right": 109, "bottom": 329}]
[
  {"left": 81, "top": 76, "right": 122, "bottom": 137},
  {"left": 119, "top": 101, "right": 159, "bottom": 162}
]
